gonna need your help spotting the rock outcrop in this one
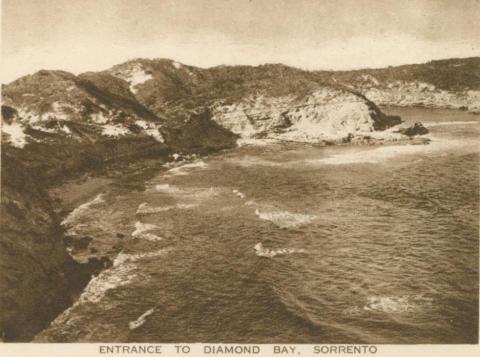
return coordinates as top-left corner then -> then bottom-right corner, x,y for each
396,122 -> 429,137
210,88 -> 401,142
361,82 -> 480,113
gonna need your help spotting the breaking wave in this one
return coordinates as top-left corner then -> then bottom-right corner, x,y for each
136,202 -> 198,215
314,137 -> 477,165
155,184 -> 183,193
232,189 -> 246,199
254,243 -> 306,258
424,121 -> 478,127
165,160 -> 208,176
129,307 -> 156,330
363,295 -> 434,314
131,221 -> 162,241
72,249 -> 170,307
255,208 -> 316,228
230,156 -> 282,168
154,184 -> 219,201
61,194 -> 105,227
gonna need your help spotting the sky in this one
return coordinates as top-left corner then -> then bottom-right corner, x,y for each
2,0 -> 479,83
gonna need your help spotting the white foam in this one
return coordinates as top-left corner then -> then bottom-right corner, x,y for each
154,183 -> 219,201
131,221 -> 162,241
155,184 -> 183,193
136,202 -> 197,214
232,189 -> 246,199
254,242 -> 306,258
136,203 -> 172,214
78,257 -> 137,304
314,137 -> 477,165
255,209 -> 316,228
43,250 -> 170,331
424,121 -> 478,127
2,121 -> 28,148
61,194 -> 105,227
189,187 -> 219,200
80,271 -> 136,304
177,203 -> 198,209
76,249 -> 169,305
113,250 -> 171,267
231,157 -> 282,168
129,307 -> 155,330
363,295 -> 433,314
166,160 -> 208,176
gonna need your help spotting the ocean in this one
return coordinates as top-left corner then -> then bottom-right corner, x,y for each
40,107 -> 479,343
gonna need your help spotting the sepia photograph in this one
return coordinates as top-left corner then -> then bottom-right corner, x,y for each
0,0 -> 479,354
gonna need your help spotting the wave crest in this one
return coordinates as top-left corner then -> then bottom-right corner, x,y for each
61,194 -> 105,227
129,307 -> 156,330
131,221 -> 162,241
424,120 -> 478,127
165,160 -> 208,176
363,295 -> 434,314
254,242 -> 306,258
255,208 -> 316,228
136,202 -> 198,215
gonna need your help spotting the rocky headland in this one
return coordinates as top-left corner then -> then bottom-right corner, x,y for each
318,57 -> 480,113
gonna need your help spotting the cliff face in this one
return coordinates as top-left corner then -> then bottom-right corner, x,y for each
361,82 -> 480,113
0,149 -> 93,341
210,88 -> 401,142
319,57 -> 480,113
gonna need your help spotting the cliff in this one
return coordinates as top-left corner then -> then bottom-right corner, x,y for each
0,149 -> 95,341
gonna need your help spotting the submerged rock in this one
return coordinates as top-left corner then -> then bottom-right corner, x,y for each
396,122 -> 429,137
